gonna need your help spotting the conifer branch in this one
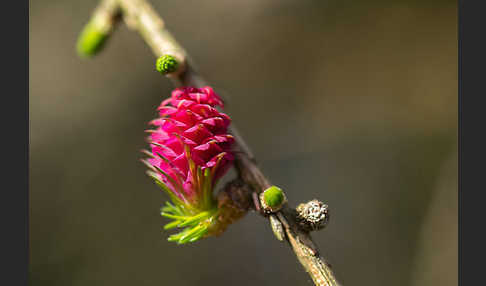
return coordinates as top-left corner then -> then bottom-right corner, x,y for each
80,1 -> 341,285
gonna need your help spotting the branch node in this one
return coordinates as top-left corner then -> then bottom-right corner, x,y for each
269,214 -> 286,242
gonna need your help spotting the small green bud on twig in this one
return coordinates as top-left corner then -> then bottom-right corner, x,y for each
76,0 -> 120,58
156,55 -> 179,75
77,22 -> 110,58
260,186 -> 287,213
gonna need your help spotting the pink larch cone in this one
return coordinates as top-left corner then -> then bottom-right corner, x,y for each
142,86 -> 237,244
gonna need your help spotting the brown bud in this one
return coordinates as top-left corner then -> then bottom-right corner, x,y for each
296,200 -> 329,232
211,179 -> 253,236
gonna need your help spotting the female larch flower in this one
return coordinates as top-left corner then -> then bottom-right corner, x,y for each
142,86 -> 236,244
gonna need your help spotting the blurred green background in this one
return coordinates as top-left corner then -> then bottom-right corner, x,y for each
29,0 -> 457,285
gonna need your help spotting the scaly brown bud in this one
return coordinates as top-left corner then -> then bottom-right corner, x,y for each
296,200 -> 329,232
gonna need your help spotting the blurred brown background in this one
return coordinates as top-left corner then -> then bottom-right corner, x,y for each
29,0 -> 457,285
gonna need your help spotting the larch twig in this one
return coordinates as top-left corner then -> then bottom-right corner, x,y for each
82,1 -> 342,285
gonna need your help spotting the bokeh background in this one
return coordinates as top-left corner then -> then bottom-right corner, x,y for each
29,0 -> 457,285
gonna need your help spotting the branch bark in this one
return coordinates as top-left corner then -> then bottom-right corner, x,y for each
87,1 -> 342,285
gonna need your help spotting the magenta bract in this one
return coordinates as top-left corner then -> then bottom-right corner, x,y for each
147,86 -> 234,202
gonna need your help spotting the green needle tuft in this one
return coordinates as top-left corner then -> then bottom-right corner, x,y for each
156,55 -> 179,74
161,200 -> 218,244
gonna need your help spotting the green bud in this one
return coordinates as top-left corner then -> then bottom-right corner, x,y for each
260,186 -> 287,213
76,22 -> 109,58
156,55 -> 179,74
